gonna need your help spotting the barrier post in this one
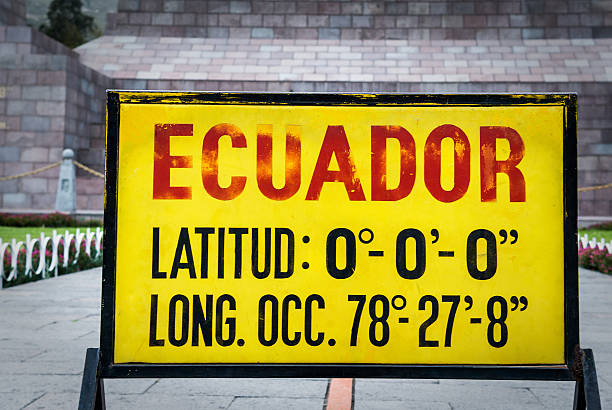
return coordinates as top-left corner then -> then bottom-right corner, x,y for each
55,148 -> 76,214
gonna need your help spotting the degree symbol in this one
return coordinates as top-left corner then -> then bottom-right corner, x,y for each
359,228 -> 374,244
392,295 -> 407,310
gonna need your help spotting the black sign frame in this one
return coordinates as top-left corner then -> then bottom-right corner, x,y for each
102,91 -> 578,381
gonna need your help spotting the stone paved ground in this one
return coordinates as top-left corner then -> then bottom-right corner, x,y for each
1,267 -> 611,409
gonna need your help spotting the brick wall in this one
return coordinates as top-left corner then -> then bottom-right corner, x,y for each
0,0 -> 26,25
29,28 -> 76,56
0,26 -> 74,59
3,1 -> 612,215
66,59 -> 111,211
106,0 -> 612,40
65,57 -> 110,176
0,51 -> 66,209
76,176 -> 104,210
0,26 -> 110,211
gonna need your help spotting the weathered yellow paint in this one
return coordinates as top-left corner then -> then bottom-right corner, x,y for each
112,94 -> 566,365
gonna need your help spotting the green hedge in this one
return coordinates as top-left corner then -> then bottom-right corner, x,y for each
0,213 -> 102,228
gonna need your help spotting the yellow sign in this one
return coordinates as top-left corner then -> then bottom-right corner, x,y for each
107,92 -> 574,366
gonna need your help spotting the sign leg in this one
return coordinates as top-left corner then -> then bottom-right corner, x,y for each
78,348 -> 106,410
573,348 -> 601,410
573,379 -> 586,410
582,349 -> 601,410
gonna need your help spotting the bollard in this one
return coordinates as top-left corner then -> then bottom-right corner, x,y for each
55,149 -> 77,214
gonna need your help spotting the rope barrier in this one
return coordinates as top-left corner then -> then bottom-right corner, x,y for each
0,159 -> 104,182
73,161 -> 104,179
0,161 -> 61,182
578,183 -> 612,192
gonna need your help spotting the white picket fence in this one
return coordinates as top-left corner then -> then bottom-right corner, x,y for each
0,227 -> 103,288
579,233 -> 612,253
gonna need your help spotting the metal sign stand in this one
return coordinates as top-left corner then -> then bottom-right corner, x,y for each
78,348 -> 105,410
77,346 -> 601,410
84,92 -> 598,409
573,349 -> 601,410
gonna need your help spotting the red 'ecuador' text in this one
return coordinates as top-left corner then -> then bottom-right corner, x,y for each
152,123 -> 525,203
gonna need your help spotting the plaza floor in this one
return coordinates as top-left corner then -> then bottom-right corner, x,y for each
1,267 -> 611,409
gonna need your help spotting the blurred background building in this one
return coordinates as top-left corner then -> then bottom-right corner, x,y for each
1,0 -> 612,218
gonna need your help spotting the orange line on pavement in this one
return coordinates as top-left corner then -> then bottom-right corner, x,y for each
326,378 -> 353,410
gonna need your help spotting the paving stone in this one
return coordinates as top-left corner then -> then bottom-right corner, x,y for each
148,378 -> 328,398
0,392 -> 46,410
355,401 -> 449,410
105,393 -> 234,409
0,374 -> 82,395
356,380 -> 541,404
228,397 -> 324,409
20,392 -> 77,409
104,379 -> 160,395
